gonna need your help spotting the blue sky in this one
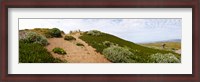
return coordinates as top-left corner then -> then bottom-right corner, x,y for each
19,18 -> 181,43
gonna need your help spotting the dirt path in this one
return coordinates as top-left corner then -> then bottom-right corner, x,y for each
45,33 -> 110,63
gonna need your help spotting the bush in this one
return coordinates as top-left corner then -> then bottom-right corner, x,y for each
30,28 -> 52,38
64,35 -> 76,41
149,53 -> 180,63
19,31 -> 48,46
52,48 -> 67,55
19,41 -> 63,63
76,43 -> 84,46
102,46 -> 136,63
49,28 -> 62,37
86,30 -> 102,36
103,41 -> 118,47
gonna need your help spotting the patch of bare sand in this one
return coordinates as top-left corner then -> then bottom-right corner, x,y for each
45,33 -> 110,63
175,49 -> 181,54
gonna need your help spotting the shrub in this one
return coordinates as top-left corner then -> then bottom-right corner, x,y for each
79,31 -> 181,63
102,41 -> 118,47
19,41 -> 63,63
49,28 -> 62,37
61,31 -> 65,35
86,30 -> 102,36
149,53 -> 180,63
76,43 -> 84,46
52,47 -> 67,55
30,28 -> 52,38
19,31 -> 48,46
102,46 -> 136,63
44,31 -> 53,38
64,35 -> 76,41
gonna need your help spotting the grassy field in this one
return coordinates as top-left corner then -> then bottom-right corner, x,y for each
79,31 -> 181,63
140,42 -> 181,51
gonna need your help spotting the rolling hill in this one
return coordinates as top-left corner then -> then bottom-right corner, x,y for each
79,30 -> 181,63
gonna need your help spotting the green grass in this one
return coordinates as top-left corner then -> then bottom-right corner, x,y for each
79,32 -> 181,63
19,41 -> 63,63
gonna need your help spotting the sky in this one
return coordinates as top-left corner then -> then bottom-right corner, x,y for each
19,18 -> 181,43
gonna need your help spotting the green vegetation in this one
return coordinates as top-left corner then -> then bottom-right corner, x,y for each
48,28 -> 62,37
52,47 -> 67,55
19,30 -> 64,63
86,30 -> 102,36
64,35 -> 76,41
19,31 -> 48,46
19,28 -> 181,63
141,42 -> 181,51
103,41 -> 118,47
20,28 -> 63,38
19,41 -> 62,63
79,30 -> 181,63
26,28 -> 52,38
76,43 -> 84,46
103,46 -> 136,63
149,53 -> 180,63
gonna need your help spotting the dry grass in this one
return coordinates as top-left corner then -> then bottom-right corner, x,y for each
140,42 -> 181,51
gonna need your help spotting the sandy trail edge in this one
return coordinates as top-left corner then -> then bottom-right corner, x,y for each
175,49 -> 181,54
45,33 -> 110,63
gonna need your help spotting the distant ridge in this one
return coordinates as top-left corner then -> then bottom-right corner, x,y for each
138,39 -> 181,44
79,30 -> 181,63
157,39 -> 181,42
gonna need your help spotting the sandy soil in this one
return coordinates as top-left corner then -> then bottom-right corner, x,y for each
45,33 -> 110,63
175,49 -> 181,54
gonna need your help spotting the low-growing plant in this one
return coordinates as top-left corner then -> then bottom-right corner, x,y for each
52,47 -> 67,55
86,30 -> 102,36
31,28 -> 52,38
102,46 -> 136,63
103,41 -> 118,47
49,28 -> 62,37
76,43 -> 84,46
19,41 -> 63,63
149,53 -> 180,63
64,35 -> 76,41
19,31 -> 48,46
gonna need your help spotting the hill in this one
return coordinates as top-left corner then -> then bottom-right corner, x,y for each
19,28 -> 110,63
140,42 -> 181,52
19,28 -> 181,63
79,30 -> 181,63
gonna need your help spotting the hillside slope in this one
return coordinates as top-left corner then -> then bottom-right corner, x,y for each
45,33 -> 110,63
140,42 -> 181,54
19,28 -> 181,63
79,30 -> 181,63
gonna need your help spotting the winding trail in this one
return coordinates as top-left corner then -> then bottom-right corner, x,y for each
45,33 -> 110,63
